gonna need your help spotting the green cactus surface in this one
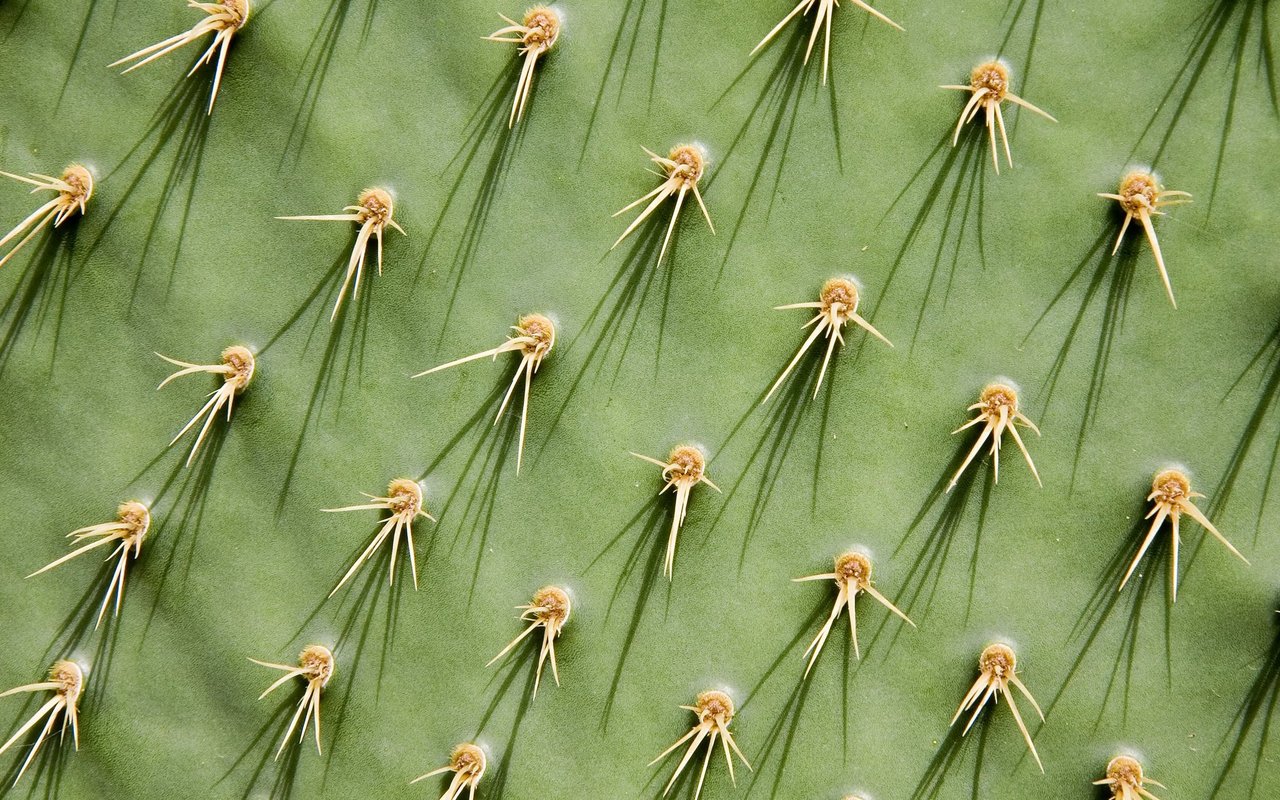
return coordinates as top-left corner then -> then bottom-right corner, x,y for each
0,1 -> 1277,798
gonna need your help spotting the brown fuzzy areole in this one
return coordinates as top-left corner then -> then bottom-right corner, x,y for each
386,478 -> 424,517
521,7 -> 560,52
0,163 -> 96,270
631,444 -> 719,580
969,61 -> 1009,102
978,382 -> 1018,414
299,645 -> 335,687
694,690 -> 734,725
1150,469 -> 1191,505
942,59 -> 1055,174
155,344 -> 258,467
486,584 -> 572,696
1098,170 -> 1191,307
450,742 -> 485,773
357,188 -> 394,225
59,165 -> 94,207
323,478 -> 435,596
1108,755 -> 1144,786
1120,465 -> 1249,602
668,145 -> 706,185
49,660 -> 84,701
611,143 -> 715,267
951,642 -> 1044,771
27,502 -> 153,628
414,313 -> 556,474
978,642 -> 1016,678
1117,172 -> 1160,216
819,278 -> 859,317
110,0 -> 251,113
117,501 -> 151,540
224,0 -> 250,28
516,314 -> 556,357
764,276 -> 892,405
486,6 -> 560,127
794,550 -> 914,672
221,346 -> 256,392
1096,754 -> 1166,799
947,381 -> 1042,491
0,659 -> 87,783
665,445 -> 707,485
277,186 -> 406,320
411,741 -> 487,795
250,644 -> 334,759
531,585 -> 571,625
834,551 -> 871,585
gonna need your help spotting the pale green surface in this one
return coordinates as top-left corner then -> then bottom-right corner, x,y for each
0,1 -> 1277,798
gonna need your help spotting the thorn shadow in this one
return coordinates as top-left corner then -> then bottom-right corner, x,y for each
260,249 -> 378,518
535,217 -> 668,455
713,22 -> 844,281
0,716 -> 72,799
578,0 -> 670,163
0,222 -> 81,379
283,537 -> 406,791
871,124 -> 990,350
414,59 -> 527,339
907,713 -> 994,800
0,0 -> 37,39
87,57 -> 215,306
996,0 -> 1050,140
1046,501 -> 1173,729
737,603 -> 833,798
1130,0 -> 1278,218
289,519 -> 411,698
279,0 -> 382,168
54,0 -> 110,112
215,688 -> 307,800
585,493 -> 671,731
1022,223 -> 1141,492
882,439 -> 995,637
414,374 -> 521,609
1211,607 -> 1280,799
471,646 -> 540,799
1209,315 -> 1280,543
741,602 -> 830,714
127,417 -> 232,642
708,341 -> 840,573
0,657 -> 79,798
36,559 -> 130,724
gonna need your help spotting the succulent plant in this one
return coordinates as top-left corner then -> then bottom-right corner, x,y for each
0,1 -> 1277,798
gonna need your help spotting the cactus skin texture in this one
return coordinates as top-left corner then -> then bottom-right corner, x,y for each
0,1 -> 1277,798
